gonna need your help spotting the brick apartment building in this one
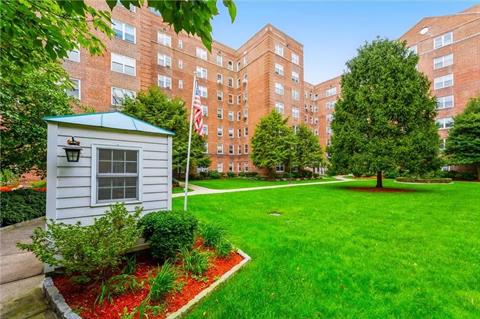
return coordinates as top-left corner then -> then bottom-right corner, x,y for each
312,5 -> 480,151
64,2 -> 479,173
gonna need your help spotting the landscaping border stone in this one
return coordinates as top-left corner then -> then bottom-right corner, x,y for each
42,249 -> 251,319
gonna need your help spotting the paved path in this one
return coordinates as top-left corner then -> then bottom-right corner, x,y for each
174,176 -> 354,198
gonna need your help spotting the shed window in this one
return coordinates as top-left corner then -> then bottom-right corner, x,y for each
96,148 -> 139,202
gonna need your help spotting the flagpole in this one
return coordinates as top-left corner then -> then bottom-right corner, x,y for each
184,72 -> 197,211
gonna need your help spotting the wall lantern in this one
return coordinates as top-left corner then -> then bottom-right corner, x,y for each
64,137 -> 82,162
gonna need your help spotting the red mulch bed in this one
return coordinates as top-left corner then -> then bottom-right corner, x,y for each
347,186 -> 416,193
52,247 -> 244,319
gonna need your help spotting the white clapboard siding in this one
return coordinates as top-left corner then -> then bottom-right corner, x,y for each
49,123 -> 172,225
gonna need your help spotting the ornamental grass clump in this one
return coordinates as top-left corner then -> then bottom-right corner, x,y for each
18,203 -> 142,283
199,223 -> 234,258
180,248 -> 211,278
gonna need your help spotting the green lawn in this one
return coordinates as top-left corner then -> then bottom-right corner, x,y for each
190,177 -> 336,189
173,180 -> 480,318
172,187 -> 190,194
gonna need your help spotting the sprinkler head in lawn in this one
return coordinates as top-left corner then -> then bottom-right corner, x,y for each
268,211 -> 282,217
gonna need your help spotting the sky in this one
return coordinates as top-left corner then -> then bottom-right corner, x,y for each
211,1 -> 477,84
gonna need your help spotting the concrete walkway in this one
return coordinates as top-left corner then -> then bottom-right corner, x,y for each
174,176 -> 353,198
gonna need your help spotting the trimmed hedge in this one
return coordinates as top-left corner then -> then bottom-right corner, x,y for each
1,189 -> 46,227
396,177 -> 452,184
139,210 -> 198,261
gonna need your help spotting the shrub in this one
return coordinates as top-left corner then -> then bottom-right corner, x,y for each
199,224 -> 234,258
139,210 -> 198,261
395,177 -> 452,184
180,248 -> 210,277
0,169 -> 19,186
1,189 -> 46,227
226,171 -> 236,178
18,203 -> 142,282
215,240 -> 233,258
208,170 -> 221,179
149,262 -> 176,302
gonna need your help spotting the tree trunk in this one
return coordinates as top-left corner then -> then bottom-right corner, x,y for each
376,171 -> 383,188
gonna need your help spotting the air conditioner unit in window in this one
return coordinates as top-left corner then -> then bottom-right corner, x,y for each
217,79 -> 223,84
242,79 -> 248,84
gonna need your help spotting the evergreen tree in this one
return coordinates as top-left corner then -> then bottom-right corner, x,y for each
330,39 -> 440,188
251,111 -> 296,176
122,87 -> 210,175
294,124 -> 324,172
445,96 -> 480,180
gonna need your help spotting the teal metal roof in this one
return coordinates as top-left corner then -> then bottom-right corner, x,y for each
43,112 -> 174,136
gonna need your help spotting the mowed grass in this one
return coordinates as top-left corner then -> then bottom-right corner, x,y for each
173,180 -> 480,318
189,176 -> 336,190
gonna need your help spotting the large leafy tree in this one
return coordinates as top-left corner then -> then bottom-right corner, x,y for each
251,111 -> 296,176
1,0 -> 236,81
122,87 -> 210,175
0,64 -> 74,175
445,97 -> 480,180
293,124 -> 325,172
330,39 -> 440,188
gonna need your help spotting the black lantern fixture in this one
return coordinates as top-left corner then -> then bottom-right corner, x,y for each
64,137 -> 82,162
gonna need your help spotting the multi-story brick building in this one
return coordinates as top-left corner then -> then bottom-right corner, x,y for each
64,2 -> 479,173
313,5 -> 480,153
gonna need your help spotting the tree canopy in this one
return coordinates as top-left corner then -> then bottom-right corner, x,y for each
445,96 -> 480,180
329,38 -> 440,187
293,124 -> 325,171
0,64 -> 74,176
250,111 -> 296,176
121,87 -> 210,174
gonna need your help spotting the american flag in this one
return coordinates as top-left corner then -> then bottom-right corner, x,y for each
192,81 -> 204,136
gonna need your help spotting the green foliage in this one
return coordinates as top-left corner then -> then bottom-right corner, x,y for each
293,124 -> 325,170
122,87 -> 210,174
149,262 -> 177,302
180,248 -> 211,277
330,39 -> 440,186
30,180 -> 47,189
200,224 -> 233,258
251,111 -> 296,175
0,189 -> 46,227
1,0 -> 236,83
0,64 -> 74,176
215,240 -> 234,258
96,274 -> 142,305
0,169 -> 19,186
139,210 -> 198,261
17,204 -> 142,282
445,96 -> 480,180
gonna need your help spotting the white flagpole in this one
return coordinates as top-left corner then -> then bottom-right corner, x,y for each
184,73 -> 197,211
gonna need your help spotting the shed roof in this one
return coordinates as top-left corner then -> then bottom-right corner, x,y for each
44,112 -> 175,136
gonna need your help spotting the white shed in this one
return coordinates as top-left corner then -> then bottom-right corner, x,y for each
44,112 -> 174,225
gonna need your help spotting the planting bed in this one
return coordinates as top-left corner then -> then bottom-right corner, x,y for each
49,247 -> 248,319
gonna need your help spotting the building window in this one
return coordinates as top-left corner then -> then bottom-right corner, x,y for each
436,117 -> 454,129
198,85 -> 208,98
66,78 -> 81,100
204,142 -> 208,154
217,144 -> 224,155
96,148 -> 139,203
433,54 -> 453,70
292,89 -> 300,101
408,45 -> 418,54
227,77 -> 234,87
244,162 -> 249,172
292,107 -> 300,119
111,53 -> 136,76
217,91 -> 223,101
437,95 -> 454,110
275,44 -> 284,57
178,80 -> 183,89
111,87 -> 135,106
217,73 -> 223,84
228,128 -> 234,138
216,55 -> 223,66
178,39 -> 183,49
227,60 -> 233,71
275,63 -> 284,76
228,111 -> 234,121
434,74 -> 453,90
217,162 -> 224,172
440,138 -> 447,150
237,95 -> 242,105
228,94 -> 234,104
238,145 -> 242,155
217,127 -> 223,137
237,111 -> 242,121
237,128 -> 241,138
326,101 -> 336,109
157,53 -> 172,67
244,144 -> 249,154
434,32 -> 453,49
217,108 -> 223,119
291,71 -> 299,83
196,66 -> 208,79
157,75 -> 172,89
325,87 -> 337,97
237,61 -> 241,71
244,127 -> 248,136
112,19 -> 136,44
228,144 -> 234,155
275,102 -> 284,114
157,32 -> 172,47
178,59 -> 183,69
327,114 -> 333,122
275,83 -> 284,95
196,47 -> 207,60
202,125 -> 208,136
315,129 -> 319,136
275,164 -> 285,173
66,49 -> 80,62
291,53 -> 299,65
201,105 -> 208,117
243,109 -> 248,119
228,162 -> 234,172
